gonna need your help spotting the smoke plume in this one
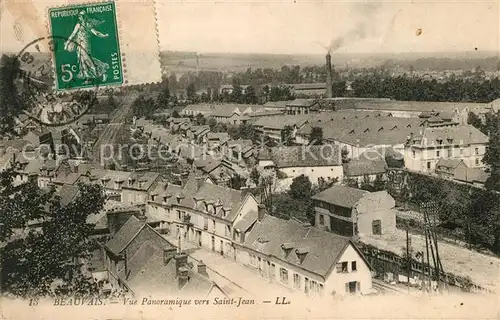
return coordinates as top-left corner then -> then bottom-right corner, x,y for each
329,2 -> 382,53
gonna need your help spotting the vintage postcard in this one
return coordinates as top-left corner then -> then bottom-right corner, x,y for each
0,0 -> 499,319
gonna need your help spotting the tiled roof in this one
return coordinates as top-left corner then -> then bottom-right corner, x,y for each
286,99 -> 318,107
105,216 -> 145,255
243,215 -> 352,278
409,125 -> 488,147
312,185 -> 368,209
124,172 -> 160,191
179,179 -> 247,221
343,151 -> 387,177
125,244 -> 215,296
263,101 -> 290,108
58,184 -> 80,206
436,158 -> 465,170
268,145 -> 341,168
0,139 -> 33,151
233,210 -> 258,232
350,100 -> 486,113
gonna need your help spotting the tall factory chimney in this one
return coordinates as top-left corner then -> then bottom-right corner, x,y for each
325,53 -> 333,98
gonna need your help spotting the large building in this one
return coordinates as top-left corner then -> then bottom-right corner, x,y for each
236,214 -> 373,297
312,185 -> 397,237
404,125 -> 489,173
257,145 -> 343,189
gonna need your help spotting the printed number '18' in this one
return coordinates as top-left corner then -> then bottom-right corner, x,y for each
61,64 -> 77,82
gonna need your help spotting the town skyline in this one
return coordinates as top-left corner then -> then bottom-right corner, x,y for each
0,1 -> 498,55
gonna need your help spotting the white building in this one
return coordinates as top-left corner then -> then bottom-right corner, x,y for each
257,145 -> 343,190
236,214 -> 373,297
404,125 -> 489,173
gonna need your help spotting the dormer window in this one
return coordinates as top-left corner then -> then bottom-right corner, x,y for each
295,248 -> 309,264
128,178 -> 136,186
281,243 -> 294,257
151,194 -> 157,202
447,138 -> 453,144
437,139 -> 443,145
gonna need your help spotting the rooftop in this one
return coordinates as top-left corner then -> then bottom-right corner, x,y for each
267,145 -> 341,168
244,215 -> 354,278
312,185 -> 369,209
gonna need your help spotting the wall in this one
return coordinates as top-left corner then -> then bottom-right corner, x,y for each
278,165 -> 343,190
405,142 -> 487,174
354,192 -> 396,236
323,244 -> 372,296
122,188 -> 148,204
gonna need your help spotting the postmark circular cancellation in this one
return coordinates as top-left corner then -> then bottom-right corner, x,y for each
13,2 -> 124,127
14,36 -> 99,127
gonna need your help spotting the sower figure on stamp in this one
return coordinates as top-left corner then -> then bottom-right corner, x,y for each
64,10 -> 109,84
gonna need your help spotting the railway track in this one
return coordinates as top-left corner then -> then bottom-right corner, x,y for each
91,100 -> 132,165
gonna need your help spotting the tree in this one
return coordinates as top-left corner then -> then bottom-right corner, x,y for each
195,113 -> 206,126
467,111 -> 483,133
309,127 -> 323,145
229,174 -> 246,190
187,83 -> 197,101
0,168 -> 106,298
156,86 -> 170,109
0,55 -> 21,135
230,79 -> 243,103
171,110 -> 180,118
250,167 -> 260,186
281,125 -> 294,146
239,122 -> 255,140
483,112 -> 500,191
208,118 -> 217,130
289,175 -> 312,200
341,146 -> 350,163
372,174 -> 387,191
244,85 -> 258,104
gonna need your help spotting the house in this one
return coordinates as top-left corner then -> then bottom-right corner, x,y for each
404,125 -> 489,173
435,159 -> 467,179
285,99 -> 319,115
236,214 -> 373,297
187,125 -> 210,144
121,171 -> 162,204
262,101 -> 289,112
312,185 -> 396,237
103,215 -> 225,297
343,149 -> 388,183
288,83 -> 327,98
146,174 -> 260,258
257,145 -> 343,189
295,113 -> 426,159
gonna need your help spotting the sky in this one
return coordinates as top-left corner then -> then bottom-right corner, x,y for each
1,0 -> 499,55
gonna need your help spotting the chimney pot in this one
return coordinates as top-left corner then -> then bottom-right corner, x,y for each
163,247 -> 176,265
174,252 -> 188,275
136,213 -> 147,223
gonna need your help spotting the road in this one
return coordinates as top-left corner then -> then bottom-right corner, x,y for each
91,99 -> 133,166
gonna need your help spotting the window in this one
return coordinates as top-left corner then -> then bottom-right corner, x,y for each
475,147 -> 479,155
177,210 -> 182,220
412,150 -> 415,158
336,262 -> 348,273
346,281 -> 360,294
372,220 -> 382,235
447,149 -> 452,158
460,148 -> 464,155
293,273 -> 301,289
280,268 -> 288,284
319,214 -> 324,226
436,150 -> 440,157
304,277 -> 309,294
427,162 -> 431,170
351,261 -> 357,272
475,158 -> 479,165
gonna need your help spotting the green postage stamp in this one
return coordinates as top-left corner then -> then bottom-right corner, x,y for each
48,2 -> 123,90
